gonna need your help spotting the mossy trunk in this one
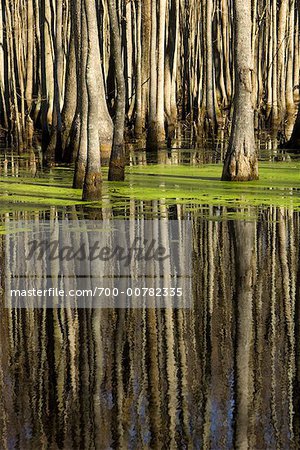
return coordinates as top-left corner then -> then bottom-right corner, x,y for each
221,0 -> 258,181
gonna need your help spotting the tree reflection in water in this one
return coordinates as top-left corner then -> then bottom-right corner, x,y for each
0,204 -> 299,449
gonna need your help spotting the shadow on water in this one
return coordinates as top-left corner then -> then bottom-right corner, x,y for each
0,135 -> 300,448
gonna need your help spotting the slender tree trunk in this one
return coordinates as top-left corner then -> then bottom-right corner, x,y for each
61,29 -> 77,160
277,0 -> 287,122
25,0 -> 34,112
156,0 -> 167,143
82,0 -> 102,201
94,6 -> 113,158
44,0 -> 64,166
134,0 -> 143,138
164,0 -> 179,142
141,0 -> 151,133
221,0 -> 259,181
73,0 -> 88,189
147,0 -> 157,149
205,0 -> 217,133
285,1 -> 296,138
108,0 -> 126,181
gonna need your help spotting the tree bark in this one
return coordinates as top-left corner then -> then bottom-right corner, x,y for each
61,30 -> 77,160
82,0 -> 102,201
73,0 -> 88,189
108,0 -> 126,181
156,0 -> 167,144
147,0 -> 158,150
221,0 -> 259,181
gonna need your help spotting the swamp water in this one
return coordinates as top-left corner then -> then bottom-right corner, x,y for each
0,147 -> 300,449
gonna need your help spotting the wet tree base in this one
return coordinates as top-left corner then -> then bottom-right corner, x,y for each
108,161 -> 125,181
222,152 -> 259,181
82,172 -> 102,201
108,145 -> 125,181
73,162 -> 86,189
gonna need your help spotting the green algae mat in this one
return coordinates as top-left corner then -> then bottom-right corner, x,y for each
0,162 -> 299,213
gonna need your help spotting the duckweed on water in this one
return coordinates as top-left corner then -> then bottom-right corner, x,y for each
0,162 -> 299,213
110,162 -> 300,210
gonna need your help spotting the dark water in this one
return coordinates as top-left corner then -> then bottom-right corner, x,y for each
0,144 -> 300,449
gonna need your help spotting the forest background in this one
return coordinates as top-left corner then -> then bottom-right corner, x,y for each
0,0 -> 299,196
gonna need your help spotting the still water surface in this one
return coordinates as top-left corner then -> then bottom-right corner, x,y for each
0,147 -> 299,449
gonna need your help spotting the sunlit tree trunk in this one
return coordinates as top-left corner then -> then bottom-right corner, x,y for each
60,30 -> 77,160
108,0 -> 126,181
277,0 -> 287,123
141,0 -> 151,136
82,0 -> 102,201
164,0 -> 179,143
25,0 -> 34,112
73,0 -> 89,189
204,0 -> 217,133
221,0 -> 259,181
134,0 -> 143,138
147,0 -> 158,149
156,0 -> 167,144
285,1 -> 296,138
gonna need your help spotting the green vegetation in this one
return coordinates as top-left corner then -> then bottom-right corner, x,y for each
0,162 -> 299,214
116,162 -> 300,208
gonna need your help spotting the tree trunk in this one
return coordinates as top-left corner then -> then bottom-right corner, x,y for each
221,0 -> 258,181
141,0 -> 151,135
164,0 -> 179,142
147,0 -> 158,150
156,0 -> 167,144
61,30 -> 77,160
134,0 -> 143,138
205,0 -> 217,133
73,0 -> 88,189
82,0 -> 102,201
108,0 -> 126,181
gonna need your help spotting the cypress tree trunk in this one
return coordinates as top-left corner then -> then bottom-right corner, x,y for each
141,0 -> 151,135
221,0 -> 259,181
73,0 -> 88,189
156,0 -> 167,144
82,0 -> 102,201
60,30 -> 77,160
147,0 -> 158,150
108,0 -> 126,181
205,0 -> 217,133
134,0 -> 143,138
